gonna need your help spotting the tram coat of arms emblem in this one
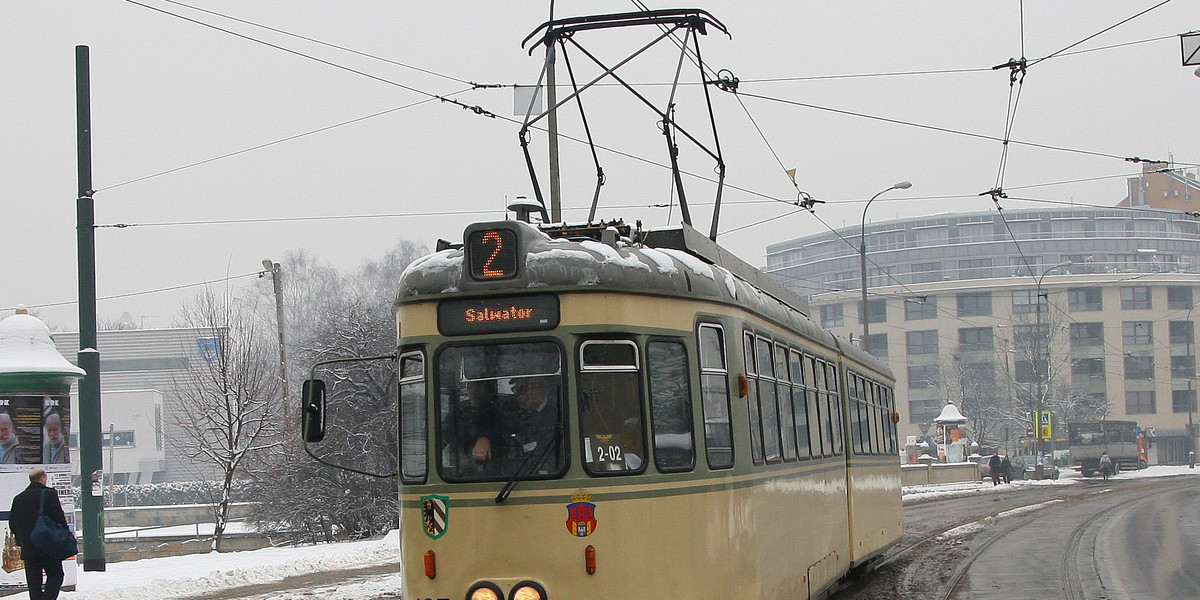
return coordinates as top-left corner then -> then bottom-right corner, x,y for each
421,495 -> 449,539
565,490 -> 597,537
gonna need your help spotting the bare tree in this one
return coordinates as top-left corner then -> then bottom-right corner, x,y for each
936,348 -> 1008,449
169,287 -> 282,551
244,241 -> 426,542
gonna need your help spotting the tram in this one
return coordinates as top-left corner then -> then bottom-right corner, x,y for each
304,217 -> 901,600
301,9 -> 902,599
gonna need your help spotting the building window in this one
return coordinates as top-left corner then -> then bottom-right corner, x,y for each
905,297 -> 937,320
866,334 -> 888,358
1070,322 -> 1104,348
1125,390 -> 1156,414
1168,286 -> 1193,310
1121,286 -> 1152,310
1122,321 -> 1153,346
1014,359 -> 1034,384
958,327 -> 993,351
1170,321 -> 1194,346
907,365 -> 940,388
1071,358 -> 1105,384
958,258 -> 993,279
859,299 -> 887,324
820,304 -> 843,328
1068,288 -> 1102,311
957,292 -> 992,317
909,398 -> 941,424
1124,355 -> 1154,380
1013,324 -> 1049,349
911,262 -> 943,283
906,330 -> 939,355
1012,290 -> 1047,314
1172,355 -> 1195,379
1172,389 -> 1197,413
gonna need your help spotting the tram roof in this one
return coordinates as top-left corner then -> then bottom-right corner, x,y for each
397,220 -> 887,372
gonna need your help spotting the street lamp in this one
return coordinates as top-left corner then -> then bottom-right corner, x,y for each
859,180 -> 912,354
1032,261 -> 1069,477
260,259 -> 289,406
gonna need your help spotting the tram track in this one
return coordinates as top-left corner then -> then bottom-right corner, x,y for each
930,481 -> 1195,600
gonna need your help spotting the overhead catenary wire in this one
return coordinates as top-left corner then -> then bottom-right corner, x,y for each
113,0 -> 1197,247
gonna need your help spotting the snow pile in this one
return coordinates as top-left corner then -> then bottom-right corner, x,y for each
63,531 -> 399,600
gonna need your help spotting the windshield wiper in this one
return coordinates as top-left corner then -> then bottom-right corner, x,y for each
495,423 -> 563,503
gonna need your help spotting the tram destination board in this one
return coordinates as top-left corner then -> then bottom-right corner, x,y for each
438,294 -> 559,336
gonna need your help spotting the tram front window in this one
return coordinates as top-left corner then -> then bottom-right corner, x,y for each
438,342 -> 566,482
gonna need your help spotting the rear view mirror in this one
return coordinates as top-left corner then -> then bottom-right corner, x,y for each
302,379 -> 327,443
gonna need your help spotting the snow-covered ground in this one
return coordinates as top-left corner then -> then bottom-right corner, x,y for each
55,466 -> 1199,600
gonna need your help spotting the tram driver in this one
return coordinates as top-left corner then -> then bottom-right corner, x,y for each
472,375 -> 560,462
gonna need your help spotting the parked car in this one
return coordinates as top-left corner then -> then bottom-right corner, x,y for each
1011,455 -> 1059,480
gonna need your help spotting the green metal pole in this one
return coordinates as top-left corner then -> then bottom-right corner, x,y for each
76,44 -> 105,572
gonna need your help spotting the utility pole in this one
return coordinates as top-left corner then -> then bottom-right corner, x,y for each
75,44 -> 105,572
261,260 -> 289,406
1033,262 -> 1068,479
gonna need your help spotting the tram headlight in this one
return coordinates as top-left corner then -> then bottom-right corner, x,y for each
510,581 -> 547,600
468,582 -> 503,600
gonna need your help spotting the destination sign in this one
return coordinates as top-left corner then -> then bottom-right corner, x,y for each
438,294 -> 559,336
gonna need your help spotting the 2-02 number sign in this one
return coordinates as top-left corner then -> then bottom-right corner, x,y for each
467,228 -> 518,280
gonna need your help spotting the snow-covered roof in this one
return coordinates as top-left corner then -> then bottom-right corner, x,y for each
0,310 -> 86,377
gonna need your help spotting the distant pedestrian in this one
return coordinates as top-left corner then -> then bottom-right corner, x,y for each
988,453 -> 1001,486
8,468 -> 67,600
1000,455 -> 1012,484
1099,452 -> 1114,481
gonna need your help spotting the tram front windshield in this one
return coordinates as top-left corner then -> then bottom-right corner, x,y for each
438,341 -> 566,482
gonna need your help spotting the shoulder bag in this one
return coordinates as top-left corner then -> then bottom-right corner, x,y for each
29,489 -> 77,561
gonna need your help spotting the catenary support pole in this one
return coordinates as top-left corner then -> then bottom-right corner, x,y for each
76,45 -> 106,572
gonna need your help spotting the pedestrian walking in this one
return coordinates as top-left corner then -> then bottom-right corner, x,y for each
8,468 -> 67,600
1000,455 -> 1012,484
988,453 -> 1001,486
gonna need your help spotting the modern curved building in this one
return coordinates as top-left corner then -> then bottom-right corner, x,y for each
765,176 -> 1200,465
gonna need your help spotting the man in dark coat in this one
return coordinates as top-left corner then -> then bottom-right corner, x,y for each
8,468 -> 67,600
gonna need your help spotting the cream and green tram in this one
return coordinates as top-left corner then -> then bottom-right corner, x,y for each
379,219 -> 900,600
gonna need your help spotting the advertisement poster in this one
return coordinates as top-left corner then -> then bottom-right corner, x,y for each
0,396 -> 71,474
0,396 -> 79,591
0,472 -> 77,591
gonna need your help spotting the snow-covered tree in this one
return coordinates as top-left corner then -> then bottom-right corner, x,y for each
169,287 -> 282,551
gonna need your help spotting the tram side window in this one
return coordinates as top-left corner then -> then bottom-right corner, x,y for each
755,336 -> 782,463
579,340 -> 647,474
847,374 -> 861,453
885,387 -> 899,454
803,356 -> 824,457
775,343 -> 797,461
878,381 -> 888,451
789,351 -> 812,459
743,333 -> 765,464
825,362 -> 843,455
698,324 -> 734,469
648,341 -> 695,472
400,351 -> 426,484
815,360 -> 834,456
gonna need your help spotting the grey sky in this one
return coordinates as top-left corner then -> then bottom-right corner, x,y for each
3,1 -> 1197,332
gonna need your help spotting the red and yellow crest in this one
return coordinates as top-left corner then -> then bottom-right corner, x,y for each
565,489 -> 597,537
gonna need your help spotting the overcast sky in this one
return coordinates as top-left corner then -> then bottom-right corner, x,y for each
3,1 -> 1197,332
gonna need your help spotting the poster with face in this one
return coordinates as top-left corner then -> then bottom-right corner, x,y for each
0,396 -> 70,472
42,398 -> 70,470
